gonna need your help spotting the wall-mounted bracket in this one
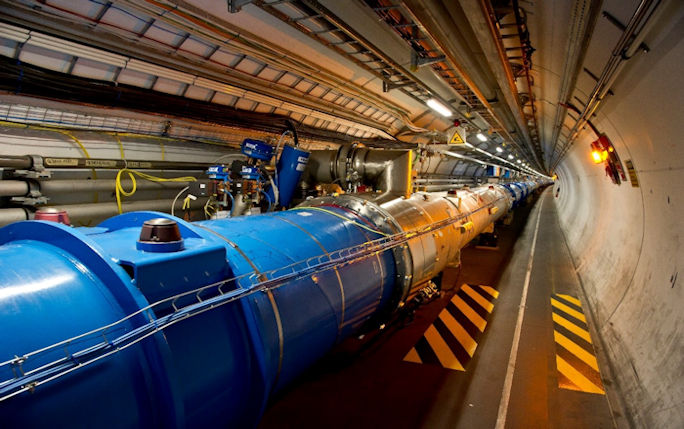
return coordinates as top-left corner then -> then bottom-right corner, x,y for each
382,80 -> 414,93
227,0 -> 254,13
410,51 -> 445,71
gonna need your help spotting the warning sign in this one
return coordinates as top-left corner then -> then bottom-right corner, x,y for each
449,128 -> 466,145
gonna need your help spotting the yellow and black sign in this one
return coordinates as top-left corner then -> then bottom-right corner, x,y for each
404,284 -> 498,371
449,129 -> 466,145
551,293 -> 605,394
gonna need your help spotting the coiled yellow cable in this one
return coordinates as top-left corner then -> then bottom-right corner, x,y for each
115,168 -> 196,214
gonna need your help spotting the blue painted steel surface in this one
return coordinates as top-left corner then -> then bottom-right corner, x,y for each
241,139 -> 274,161
0,220 -> 185,427
0,207 -> 393,427
206,164 -> 230,182
502,183 -> 524,207
240,165 -> 261,180
0,181 -> 541,426
269,145 -> 310,207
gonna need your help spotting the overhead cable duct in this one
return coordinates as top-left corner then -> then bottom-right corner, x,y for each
384,0 -> 534,163
546,0 -> 603,166
551,0 -> 664,169
0,57 -> 396,145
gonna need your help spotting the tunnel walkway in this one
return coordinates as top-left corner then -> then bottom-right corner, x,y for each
425,188 -> 616,428
259,189 -> 617,429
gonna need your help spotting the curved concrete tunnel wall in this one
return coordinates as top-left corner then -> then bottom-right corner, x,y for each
554,16 -> 683,428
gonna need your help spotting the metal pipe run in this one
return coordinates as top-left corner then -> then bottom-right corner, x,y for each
306,145 -> 413,202
0,208 -> 30,224
42,180 -> 192,194
0,198 -> 208,227
0,181 -> 30,197
0,179 -> 192,197
40,156 -> 211,170
0,181 -> 545,427
0,155 -> 32,169
419,184 -> 470,192
46,198 -> 209,222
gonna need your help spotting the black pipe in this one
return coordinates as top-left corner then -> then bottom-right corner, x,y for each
285,119 -> 299,147
39,157 -> 210,170
0,155 -> 32,169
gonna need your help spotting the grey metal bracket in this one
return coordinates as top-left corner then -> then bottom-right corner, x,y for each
227,0 -> 254,13
11,179 -> 48,205
410,51 -> 445,70
12,196 -> 49,206
13,155 -> 51,179
382,80 -> 414,93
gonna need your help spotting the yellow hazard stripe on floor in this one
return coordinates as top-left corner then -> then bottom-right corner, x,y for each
462,284 -> 494,313
552,313 -> 592,344
425,325 -> 464,371
404,348 -> 421,364
554,331 -> 599,371
551,298 -> 586,323
439,310 -> 477,357
556,355 -> 605,394
403,284 -> 498,371
557,293 -> 581,307
551,293 -> 605,394
479,285 -> 499,299
452,294 -> 487,332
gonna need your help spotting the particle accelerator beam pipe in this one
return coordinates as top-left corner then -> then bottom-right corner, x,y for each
0,181 -> 539,427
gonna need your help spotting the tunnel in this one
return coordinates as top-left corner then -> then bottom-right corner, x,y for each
0,1 -> 682,428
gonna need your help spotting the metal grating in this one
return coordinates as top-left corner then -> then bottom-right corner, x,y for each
254,0 -> 433,105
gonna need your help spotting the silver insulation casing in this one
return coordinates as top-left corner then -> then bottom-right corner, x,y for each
300,184 -> 514,312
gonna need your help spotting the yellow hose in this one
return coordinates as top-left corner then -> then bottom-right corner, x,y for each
113,134 -> 126,159
115,168 -> 196,214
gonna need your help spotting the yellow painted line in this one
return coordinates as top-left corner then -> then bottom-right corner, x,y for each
557,294 -> 582,307
424,325 -> 464,371
404,347 -> 422,364
439,310 -> 477,357
462,284 -> 494,313
551,298 -> 587,323
553,313 -> 592,344
554,331 -> 599,371
479,285 -> 500,299
451,294 -> 487,332
556,355 -> 605,394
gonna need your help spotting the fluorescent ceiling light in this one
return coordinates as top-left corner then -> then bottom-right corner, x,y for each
508,154 -> 514,160
476,133 -> 487,142
495,146 -> 503,153
426,99 -> 453,117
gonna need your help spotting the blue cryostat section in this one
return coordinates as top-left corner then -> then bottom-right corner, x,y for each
0,207 -> 393,427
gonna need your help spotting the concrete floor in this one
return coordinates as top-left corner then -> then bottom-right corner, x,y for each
259,189 -> 617,429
